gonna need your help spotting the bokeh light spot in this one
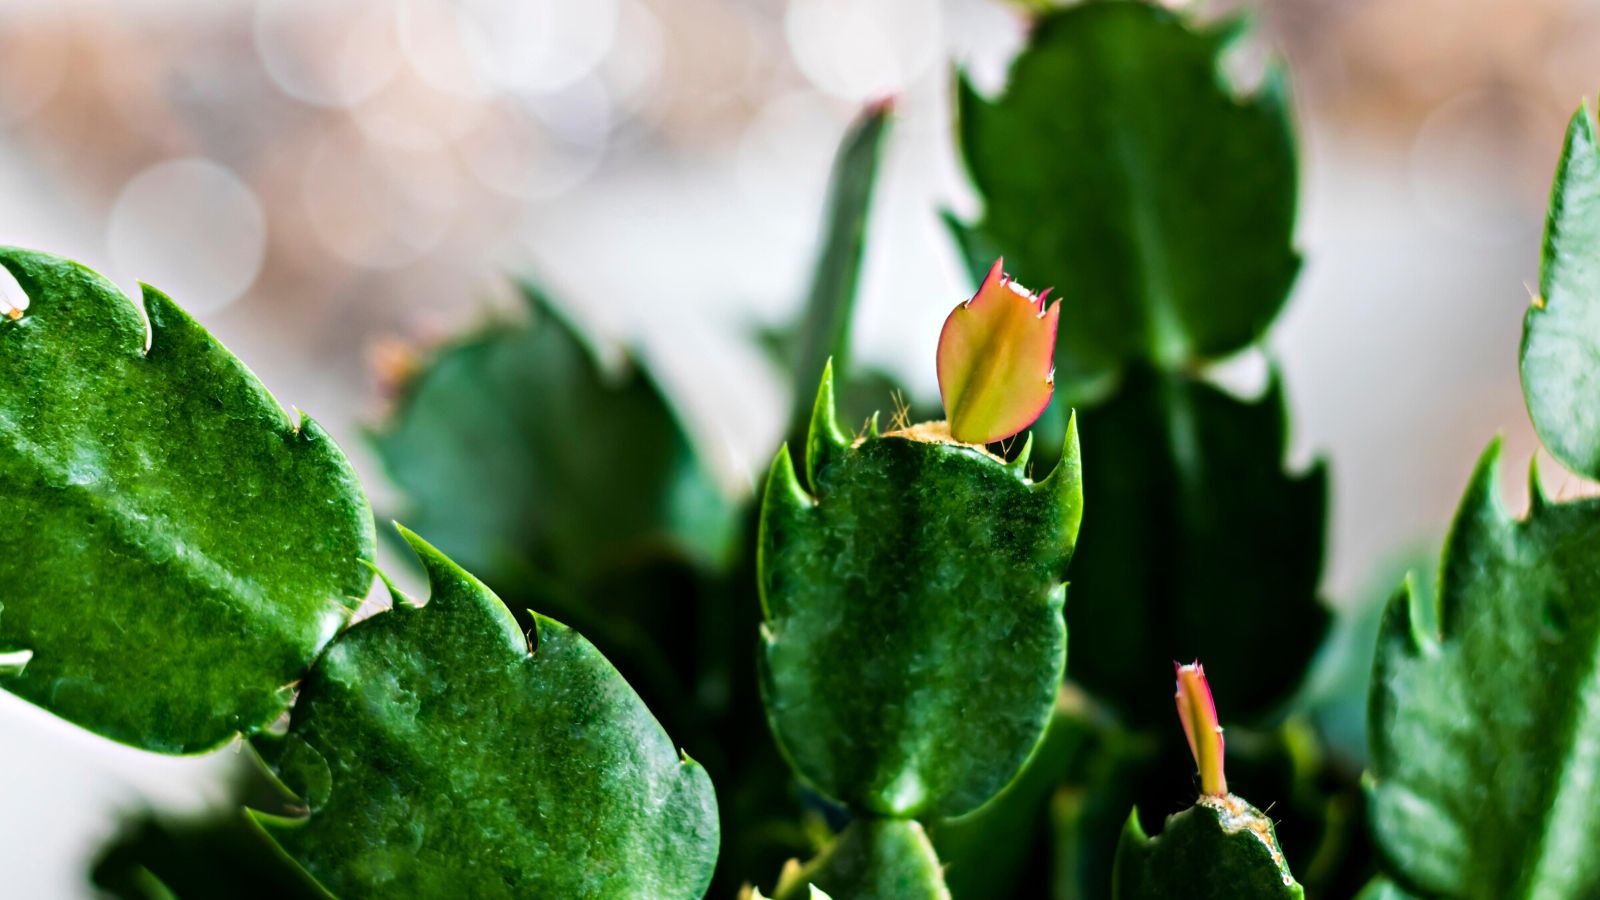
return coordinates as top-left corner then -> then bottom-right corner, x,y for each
785,0 -> 942,102
255,0 -> 403,109
107,158 -> 267,314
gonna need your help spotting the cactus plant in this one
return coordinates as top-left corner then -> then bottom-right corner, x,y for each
11,1 -> 1600,898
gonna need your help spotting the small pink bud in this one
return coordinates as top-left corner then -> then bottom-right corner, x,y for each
936,258 -> 1059,445
1175,661 -> 1227,797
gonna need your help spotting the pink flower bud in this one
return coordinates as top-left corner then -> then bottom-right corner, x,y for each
936,258 -> 1059,444
1175,661 -> 1228,797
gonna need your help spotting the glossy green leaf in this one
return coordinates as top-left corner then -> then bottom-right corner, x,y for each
371,280 -> 734,587
771,820 -> 949,900
957,0 -> 1298,378
1114,797 -> 1303,900
256,527 -> 719,899
758,364 -> 1081,818
1521,103 -> 1600,480
784,100 -> 894,442
0,247 -> 374,753
1067,365 -> 1327,725
1368,442 -> 1600,898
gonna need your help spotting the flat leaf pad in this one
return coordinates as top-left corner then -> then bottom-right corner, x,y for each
758,367 -> 1080,817
0,248 -> 373,752
259,528 -> 719,899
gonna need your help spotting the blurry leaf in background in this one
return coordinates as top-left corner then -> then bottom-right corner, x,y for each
1067,365 -> 1328,727
934,4 -> 1342,896
760,100 -> 928,442
0,247 -> 374,754
957,0 -> 1299,386
371,277 -> 735,590
256,528 -> 719,898
368,276 -> 734,747
1368,443 -> 1600,898
1294,549 -> 1436,771
784,99 -> 892,439
92,763 -> 326,900
1522,104 -> 1600,480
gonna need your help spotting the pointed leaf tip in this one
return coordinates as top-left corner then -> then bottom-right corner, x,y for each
805,360 -> 847,490
937,258 -> 1059,444
1175,661 -> 1227,796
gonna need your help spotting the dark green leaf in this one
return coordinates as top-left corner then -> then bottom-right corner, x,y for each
371,281 -> 734,587
256,527 -> 719,899
1521,104 -> 1600,480
771,820 -> 949,900
758,364 -> 1081,818
1114,796 -> 1303,899
932,698 -> 1097,899
0,247 -> 374,753
957,0 -> 1299,378
1067,366 -> 1327,725
93,811 -> 326,900
785,101 -> 893,442
1367,441 -> 1600,897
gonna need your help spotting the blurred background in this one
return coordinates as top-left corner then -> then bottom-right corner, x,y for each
0,0 -> 1595,894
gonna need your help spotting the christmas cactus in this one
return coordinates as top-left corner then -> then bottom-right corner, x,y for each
6,1 -> 1600,898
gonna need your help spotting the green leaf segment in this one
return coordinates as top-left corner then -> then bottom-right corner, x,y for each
1522,102 -> 1600,481
760,363 -> 1081,819
1072,367 -> 1328,725
756,356 -> 1079,896
0,248 -> 721,893
1366,102 -> 1600,898
1115,662 -> 1302,899
0,247 -> 375,753
256,527 -> 719,899
1368,449 -> 1600,898
372,278 -> 733,590
1114,798 -> 1302,900
957,0 -> 1298,382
